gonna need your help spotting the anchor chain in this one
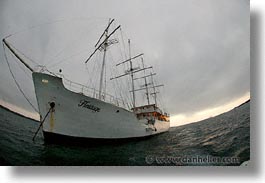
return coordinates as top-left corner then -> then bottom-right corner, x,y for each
32,102 -> 55,141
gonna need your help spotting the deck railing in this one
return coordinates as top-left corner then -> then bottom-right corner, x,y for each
62,77 -> 126,108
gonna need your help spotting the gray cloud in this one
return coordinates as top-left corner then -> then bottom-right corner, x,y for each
0,0 -> 249,118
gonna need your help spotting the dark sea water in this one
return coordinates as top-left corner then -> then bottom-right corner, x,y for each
0,101 -> 250,166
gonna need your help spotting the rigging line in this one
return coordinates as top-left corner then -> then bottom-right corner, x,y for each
108,58 -> 120,104
3,43 -> 39,113
109,51 -> 127,108
6,17 -> 103,39
85,51 -> 100,95
105,50 -> 117,103
85,63 -> 94,88
85,24 -> 121,63
44,67 -> 58,77
114,64 -> 130,107
8,18 -> 104,67
86,51 -> 100,89
115,33 -> 125,61
6,19 -> 70,38
121,74 -> 133,109
109,61 -> 118,104
160,86 -> 167,111
104,52 -> 107,99
5,41 -> 39,65
48,29 -> 88,63
46,22 -> 100,66
113,22 -> 125,61
11,51 -> 32,80
85,64 -> 91,84
112,69 -> 127,109
48,48 -> 89,68
119,27 -> 128,59
121,59 -> 133,107
6,42 -> 33,79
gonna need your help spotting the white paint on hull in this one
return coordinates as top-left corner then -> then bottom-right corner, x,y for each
32,72 -> 170,139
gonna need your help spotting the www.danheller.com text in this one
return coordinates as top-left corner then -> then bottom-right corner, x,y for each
144,155 -> 240,165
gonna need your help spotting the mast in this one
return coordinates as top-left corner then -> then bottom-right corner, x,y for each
84,18 -> 119,101
113,53 -> 162,108
111,40 -> 146,109
98,24 -> 109,100
85,23 -> 120,63
150,73 -> 163,106
2,38 -> 34,72
129,71 -> 163,107
128,39 -> 136,108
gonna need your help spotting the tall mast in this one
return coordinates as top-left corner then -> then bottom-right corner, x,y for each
85,18 -> 120,101
128,39 -> 136,108
98,24 -> 109,100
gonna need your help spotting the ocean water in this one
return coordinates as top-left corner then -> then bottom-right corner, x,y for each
0,101 -> 250,166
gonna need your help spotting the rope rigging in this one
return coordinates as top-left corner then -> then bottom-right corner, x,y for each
2,42 -> 39,113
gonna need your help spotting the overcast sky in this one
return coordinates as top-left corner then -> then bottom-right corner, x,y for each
0,0 -> 249,126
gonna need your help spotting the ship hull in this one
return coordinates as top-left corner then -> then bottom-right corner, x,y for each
43,131 -> 165,146
32,72 -> 170,143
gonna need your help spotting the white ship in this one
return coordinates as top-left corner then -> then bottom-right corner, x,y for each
2,19 -> 170,144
